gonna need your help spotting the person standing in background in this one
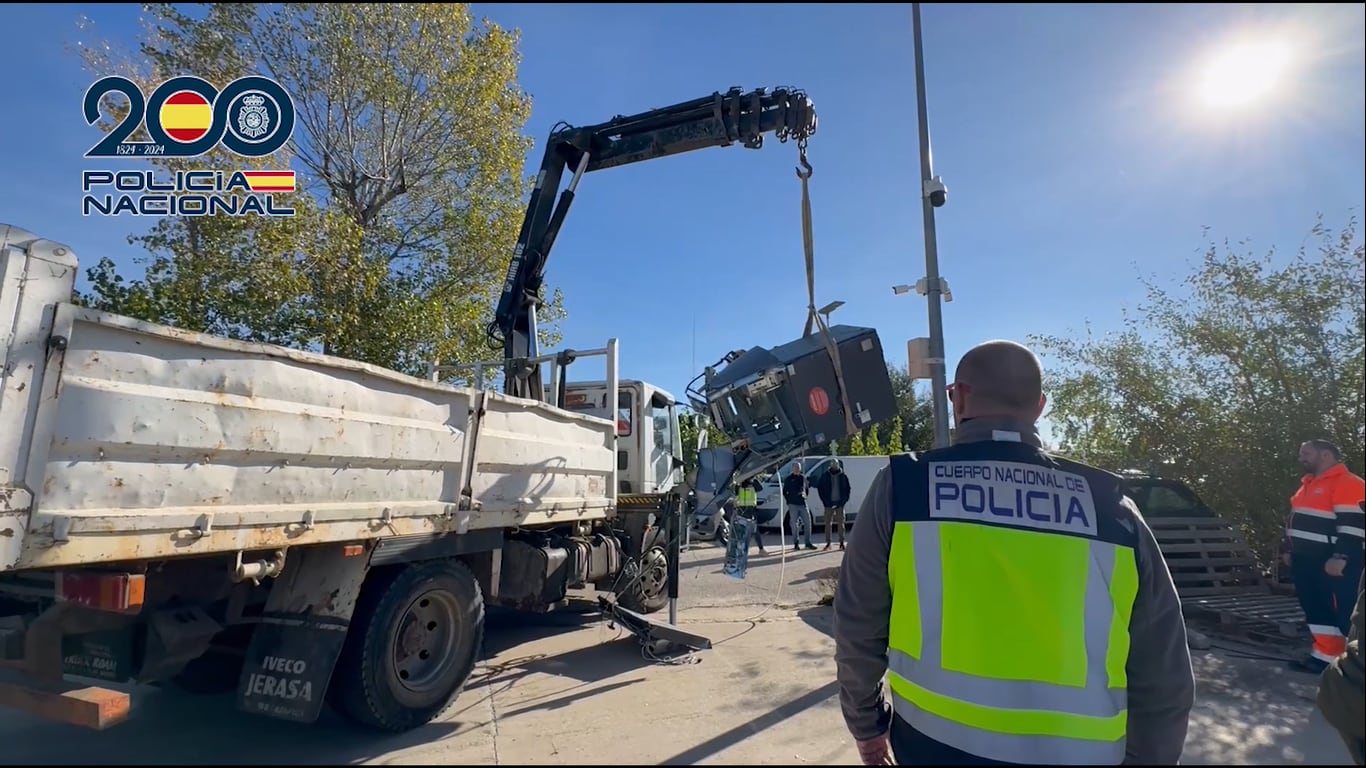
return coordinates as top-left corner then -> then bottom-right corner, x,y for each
817,459 -> 853,550
1285,439 -> 1366,673
783,462 -> 817,551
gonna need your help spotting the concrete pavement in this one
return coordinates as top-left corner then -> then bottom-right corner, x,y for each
0,541 -> 1356,765
0,607 -> 864,766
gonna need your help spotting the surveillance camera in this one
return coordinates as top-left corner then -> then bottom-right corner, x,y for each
924,176 -> 948,208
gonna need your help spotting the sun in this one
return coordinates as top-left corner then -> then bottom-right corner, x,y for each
1193,39 -> 1294,111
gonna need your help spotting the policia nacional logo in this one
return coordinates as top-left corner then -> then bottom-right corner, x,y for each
81,75 -> 298,218
83,75 -> 295,159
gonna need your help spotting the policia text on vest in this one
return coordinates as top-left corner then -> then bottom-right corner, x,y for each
833,418 -> 1196,766
929,461 -> 1097,534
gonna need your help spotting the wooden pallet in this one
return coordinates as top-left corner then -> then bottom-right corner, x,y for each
1144,514 -> 1307,641
1147,515 -> 1267,596
1181,592 -> 1308,642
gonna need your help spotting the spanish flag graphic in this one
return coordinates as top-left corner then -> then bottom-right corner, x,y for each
159,91 -> 213,143
240,171 -> 296,194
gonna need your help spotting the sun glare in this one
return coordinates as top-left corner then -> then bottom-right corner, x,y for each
1193,39 -> 1294,111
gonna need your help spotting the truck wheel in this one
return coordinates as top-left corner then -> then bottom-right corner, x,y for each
329,559 -> 485,732
617,543 -> 670,614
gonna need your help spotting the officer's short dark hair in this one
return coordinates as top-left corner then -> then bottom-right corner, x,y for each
954,340 -> 1043,412
1303,439 -> 1341,460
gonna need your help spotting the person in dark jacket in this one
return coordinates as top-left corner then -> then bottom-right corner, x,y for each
1318,500 -> 1366,766
816,459 -> 854,550
783,463 -> 816,551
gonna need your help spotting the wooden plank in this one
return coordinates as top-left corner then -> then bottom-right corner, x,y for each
0,681 -> 129,730
1155,537 -> 1244,548
1182,594 -> 1307,630
1152,538 -> 1251,549
1170,564 -> 1257,577
1152,526 -> 1242,537
1169,564 -> 1259,576
1153,527 -> 1241,537
1186,593 -> 1296,610
1170,572 -> 1259,583
1154,535 -> 1243,547
1166,558 -> 1259,569
1161,540 -> 1251,550
1196,593 -> 1300,609
1148,516 -> 1247,530
1177,584 -> 1267,597
1168,556 -> 1258,569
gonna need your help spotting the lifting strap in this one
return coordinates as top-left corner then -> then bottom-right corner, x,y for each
796,146 -> 859,440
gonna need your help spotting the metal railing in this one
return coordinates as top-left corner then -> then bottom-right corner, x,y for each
425,338 -> 619,413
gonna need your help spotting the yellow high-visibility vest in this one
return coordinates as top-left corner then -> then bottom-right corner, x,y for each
736,486 -> 758,507
885,446 -> 1140,765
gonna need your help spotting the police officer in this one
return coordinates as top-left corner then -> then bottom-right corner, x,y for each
833,340 -> 1195,766
734,477 -> 769,555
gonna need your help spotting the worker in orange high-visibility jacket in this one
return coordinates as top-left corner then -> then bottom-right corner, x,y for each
1287,439 -> 1366,674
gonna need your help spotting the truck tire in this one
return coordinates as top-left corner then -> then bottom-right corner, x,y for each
328,559 -> 485,732
617,542 -> 670,614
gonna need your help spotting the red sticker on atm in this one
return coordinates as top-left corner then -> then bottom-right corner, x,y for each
808,386 -> 830,416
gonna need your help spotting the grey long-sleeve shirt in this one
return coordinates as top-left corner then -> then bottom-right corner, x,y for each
833,432 -> 1196,764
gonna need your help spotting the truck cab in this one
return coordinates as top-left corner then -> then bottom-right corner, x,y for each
560,380 -> 685,495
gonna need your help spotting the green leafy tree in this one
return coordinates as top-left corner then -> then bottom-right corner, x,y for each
864,425 -> 888,455
888,363 -> 936,452
71,3 -> 565,380
1033,214 -> 1365,562
885,414 -> 905,454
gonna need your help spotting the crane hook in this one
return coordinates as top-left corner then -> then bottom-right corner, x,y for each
796,151 -> 813,180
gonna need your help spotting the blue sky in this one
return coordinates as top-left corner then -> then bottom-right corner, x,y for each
2,3 -> 1364,440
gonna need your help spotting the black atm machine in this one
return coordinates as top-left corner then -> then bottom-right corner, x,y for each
693,325 -> 899,486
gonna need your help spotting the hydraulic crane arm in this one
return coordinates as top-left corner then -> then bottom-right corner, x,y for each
487,86 -> 818,400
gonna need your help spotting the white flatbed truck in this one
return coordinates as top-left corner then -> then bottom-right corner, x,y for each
0,85 -> 822,732
0,223 -> 695,732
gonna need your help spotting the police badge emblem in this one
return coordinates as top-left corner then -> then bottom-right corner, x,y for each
236,93 -> 271,140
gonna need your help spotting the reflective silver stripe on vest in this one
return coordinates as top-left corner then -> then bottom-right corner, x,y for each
887,520 -> 1128,765
891,696 -> 1126,766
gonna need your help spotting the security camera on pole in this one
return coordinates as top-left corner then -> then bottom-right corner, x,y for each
896,1 -> 953,449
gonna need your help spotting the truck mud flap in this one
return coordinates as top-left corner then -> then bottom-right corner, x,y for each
236,545 -> 370,724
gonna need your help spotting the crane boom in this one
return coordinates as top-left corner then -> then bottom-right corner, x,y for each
488,86 -> 818,400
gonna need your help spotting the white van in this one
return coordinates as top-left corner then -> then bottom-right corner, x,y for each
755,455 -> 889,532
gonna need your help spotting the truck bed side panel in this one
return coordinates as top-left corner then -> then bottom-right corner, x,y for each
6,305 -> 615,571
471,392 -> 614,518
0,229 -> 79,572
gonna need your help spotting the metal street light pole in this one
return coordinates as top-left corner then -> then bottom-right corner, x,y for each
912,1 -> 952,449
